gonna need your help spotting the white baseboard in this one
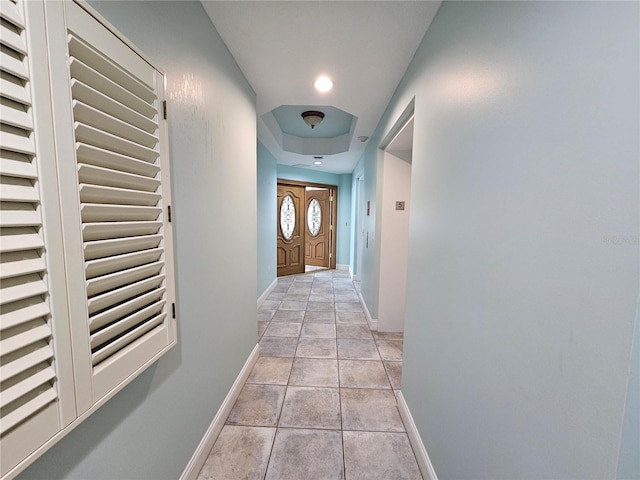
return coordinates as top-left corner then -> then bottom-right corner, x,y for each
257,278 -> 278,307
396,391 -> 438,480
358,290 -> 377,331
180,343 -> 260,480
336,264 -> 349,271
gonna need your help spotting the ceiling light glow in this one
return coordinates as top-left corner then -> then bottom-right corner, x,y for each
314,76 -> 333,92
314,161 -> 323,165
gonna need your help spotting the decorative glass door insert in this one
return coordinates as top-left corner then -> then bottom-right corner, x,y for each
307,198 -> 321,236
280,194 -> 295,240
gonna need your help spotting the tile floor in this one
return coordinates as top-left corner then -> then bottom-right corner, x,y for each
197,270 -> 421,480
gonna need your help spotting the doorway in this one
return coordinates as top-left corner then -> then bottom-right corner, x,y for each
276,179 -> 337,277
378,116 -> 414,332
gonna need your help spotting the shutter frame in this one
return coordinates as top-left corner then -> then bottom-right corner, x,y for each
44,0 -> 177,412
0,0 -> 177,480
1,0 -> 77,477
1,1 -> 176,476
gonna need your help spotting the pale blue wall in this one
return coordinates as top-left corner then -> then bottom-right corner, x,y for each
277,165 -> 352,267
350,147 -> 381,317
359,1 -> 639,478
21,2 -> 258,478
257,142 -> 277,297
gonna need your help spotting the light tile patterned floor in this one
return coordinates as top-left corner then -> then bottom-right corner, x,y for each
197,270 -> 421,480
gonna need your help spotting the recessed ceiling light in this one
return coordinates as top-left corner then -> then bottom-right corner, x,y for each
314,161 -> 323,165
314,76 -> 333,92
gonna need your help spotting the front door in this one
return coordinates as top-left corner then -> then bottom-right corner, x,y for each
277,184 -> 305,276
305,188 -> 331,268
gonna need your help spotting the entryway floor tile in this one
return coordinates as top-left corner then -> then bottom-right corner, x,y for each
337,339 -> 380,360
343,431 -> 422,480
246,357 -> 293,385
296,337 -> 337,358
338,360 -> 391,389
226,384 -> 285,427
197,426 -> 275,480
279,386 -> 341,429
340,388 -> 405,432
265,428 -> 344,480
199,270 -> 415,480
289,358 -> 339,387
301,323 -> 336,338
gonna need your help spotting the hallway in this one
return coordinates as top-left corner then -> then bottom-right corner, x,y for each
197,270 -> 420,479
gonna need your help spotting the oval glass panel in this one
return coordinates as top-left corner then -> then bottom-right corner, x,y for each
280,194 -> 295,240
307,199 -> 321,236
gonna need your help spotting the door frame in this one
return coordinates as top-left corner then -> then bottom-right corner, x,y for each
277,178 -> 338,271
377,104 -> 414,332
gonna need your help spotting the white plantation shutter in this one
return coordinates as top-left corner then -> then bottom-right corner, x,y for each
0,0 -> 72,476
0,1 -> 176,477
0,0 -> 56,438
58,1 -> 176,402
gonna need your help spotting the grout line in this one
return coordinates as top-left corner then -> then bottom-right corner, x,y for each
256,271 -> 391,480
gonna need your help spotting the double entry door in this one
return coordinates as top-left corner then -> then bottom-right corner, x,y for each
277,181 -> 336,276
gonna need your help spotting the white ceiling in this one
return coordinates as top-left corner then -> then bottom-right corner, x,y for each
202,1 -> 441,174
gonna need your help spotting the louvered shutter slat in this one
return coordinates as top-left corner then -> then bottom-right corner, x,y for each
75,123 -> 158,162
85,248 -> 163,279
0,18 -> 26,54
0,388 -> 57,435
0,275 -> 47,305
73,101 -> 157,148
0,179 -> 39,202
0,0 -> 25,29
1,97 -> 32,130
1,150 -> 37,179
87,275 -> 164,315
79,183 -> 161,206
0,344 -> 54,384
71,79 -> 157,133
0,204 -> 40,227
85,262 -> 163,297
0,125 -> 34,155
0,298 -> 50,330
69,59 -> 156,119
0,323 -> 50,356
0,367 -> 56,409
89,288 -> 165,332
90,301 -> 165,349
83,234 -> 162,260
0,252 -> 46,279
67,35 -> 155,102
81,204 -> 162,222
0,48 -> 27,80
0,229 -> 44,253
78,163 -> 160,192
91,313 -> 165,365
82,221 -> 162,241
77,143 -> 160,177
0,71 -> 31,105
